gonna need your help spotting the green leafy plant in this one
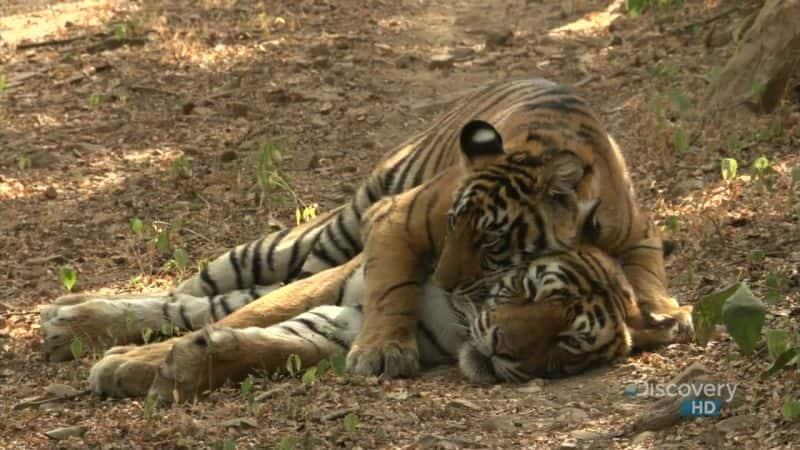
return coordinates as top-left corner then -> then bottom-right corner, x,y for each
343,413 -> 358,432
286,354 -> 302,377
142,327 -> 154,344
70,337 -> 84,360
142,392 -> 159,420
750,81 -> 766,104
692,283 -> 764,354
240,375 -> 258,413
781,400 -> 800,421
756,120 -> 782,143
277,435 -> 296,450
748,250 -> 766,265
129,218 -> 144,234
766,330 -> 792,360
725,134 -> 743,160
89,92 -> 102,107
113,23 -> 128,40
0,72 -> 6,94
751,155 -> 775,192
721,158 -> 738,183
18,155 -> 31,170
59,265 -> 78,292
170,155 -> 193,179
329,354 -> 347,377
172,247 -> 191,269
664,215 -> 680,234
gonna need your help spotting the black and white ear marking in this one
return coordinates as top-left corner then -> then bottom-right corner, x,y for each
460,120 -> 504,160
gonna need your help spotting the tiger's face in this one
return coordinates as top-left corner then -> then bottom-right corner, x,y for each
455,246 -> 635,384
433,120 -> 589,293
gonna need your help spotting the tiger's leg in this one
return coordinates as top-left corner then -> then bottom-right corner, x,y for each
41,287 -> 279,361
89,255 -> 364,397
147,305 -> 363,402
617,229 -> 693,340
345,186 -> 448,378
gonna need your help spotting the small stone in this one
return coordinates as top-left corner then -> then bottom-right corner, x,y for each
558,437 -> 578,449
715,414 -> 758,434
318,102 -> 334,114
428,53 -> 454,69
45,426 -> 87,440
395,54 -> 416,68
631,431 -> 655,445
44,186 -> 58,199
570,430 -> 603,440
517,380 -> 543,393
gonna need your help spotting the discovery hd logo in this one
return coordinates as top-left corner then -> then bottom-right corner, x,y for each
623,381 -> 738,417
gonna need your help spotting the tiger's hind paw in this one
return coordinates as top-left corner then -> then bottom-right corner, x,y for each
41,294 -> 135,362
89,342 -> 172,398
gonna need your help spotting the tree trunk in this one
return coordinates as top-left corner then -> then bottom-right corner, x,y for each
706,0 -> 800,114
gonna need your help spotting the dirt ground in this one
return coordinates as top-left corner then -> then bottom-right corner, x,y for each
1,0 -> 799,448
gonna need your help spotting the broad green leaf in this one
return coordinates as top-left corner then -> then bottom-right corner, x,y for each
782,400 -> 800,421
330,354 -> 346,376
301,367 -> 318,385
155,231 -> 170,254
59,265 -> 78,292
316,358 -> 330,376
721,283 -> 764,355
721,158 -> 738,182
286,354 -> 301,377
172,247 -> 190,269
142,328 -> 153,344
240,375 -> 254,396
752,156 -> 771,179
767,329 -> 791,360
762,347 -> 800,379
129,218 -> 143,234
343,412 -> 358,432
693,283 -> 736,346
70,337 -> 84,360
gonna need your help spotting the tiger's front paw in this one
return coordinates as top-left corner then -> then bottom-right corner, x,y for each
88,342 -> 172,398
346,337 -> 420,378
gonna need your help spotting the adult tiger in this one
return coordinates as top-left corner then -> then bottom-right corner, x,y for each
94,200 -> 681,401
41,78 -> 691,395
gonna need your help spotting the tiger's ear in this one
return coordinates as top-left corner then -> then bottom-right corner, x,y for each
459,120 -> 504,172
574,198 -> 601,245
545,151 -> 585,196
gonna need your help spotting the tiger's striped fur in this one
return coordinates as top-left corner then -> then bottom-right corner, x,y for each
131,219 -> 677,402
44,78 -> 690,396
